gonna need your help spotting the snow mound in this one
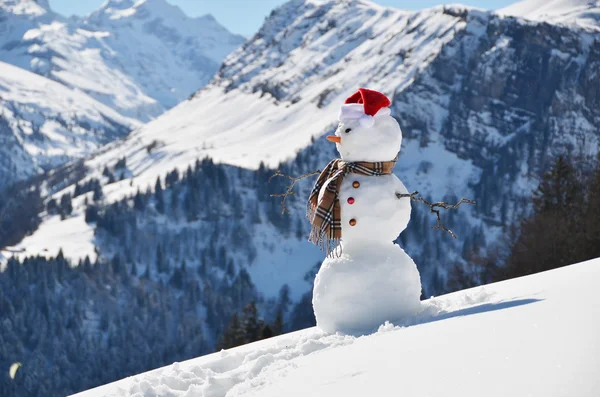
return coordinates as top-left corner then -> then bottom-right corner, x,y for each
72,257 -> 600,397
499,0 -> 600,31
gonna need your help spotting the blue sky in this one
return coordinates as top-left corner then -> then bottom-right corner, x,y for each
48,0 -> 517,36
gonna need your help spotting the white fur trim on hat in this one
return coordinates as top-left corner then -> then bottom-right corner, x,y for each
338,104 -> 391,128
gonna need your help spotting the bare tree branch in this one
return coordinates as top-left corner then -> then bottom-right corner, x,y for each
269,170 -> 320,214
396,191 -> 476,239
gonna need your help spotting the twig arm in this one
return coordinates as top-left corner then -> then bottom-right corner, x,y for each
396,191 -> 476,238
269,170 -> 320,214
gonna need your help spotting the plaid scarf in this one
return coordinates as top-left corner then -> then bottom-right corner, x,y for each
307,157 -> 397,255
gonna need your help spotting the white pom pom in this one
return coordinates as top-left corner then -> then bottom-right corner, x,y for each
377,107 -> 391,117
359,115 -> 375,128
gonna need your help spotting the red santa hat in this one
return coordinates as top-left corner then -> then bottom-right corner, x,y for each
338,88 -> 391,128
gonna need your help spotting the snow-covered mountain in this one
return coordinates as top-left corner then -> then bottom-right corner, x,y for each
0,0 -> 244,187
0,0 -> 245,120
72,257 -> 600,397
6,0 -> 600,315
0,60 -> 138,187
499,0 -> 600,31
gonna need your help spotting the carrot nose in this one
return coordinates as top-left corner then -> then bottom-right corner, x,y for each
327,136 -> 341,143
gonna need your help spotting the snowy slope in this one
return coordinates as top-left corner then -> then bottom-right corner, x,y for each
73,257 -> 600,397
0,60 -> 138,187
0,0 -> 245,120
49,2 -> 478,183
499,0 -> 600,31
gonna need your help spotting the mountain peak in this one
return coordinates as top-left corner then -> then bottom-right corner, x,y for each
98,0 -> 135,10
83,0 -> 244,65
90,0 -> 187,22
0,0 -> 51,16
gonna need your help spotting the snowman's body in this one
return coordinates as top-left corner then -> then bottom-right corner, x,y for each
311,92 -> 422,334
337,174 -> 410,245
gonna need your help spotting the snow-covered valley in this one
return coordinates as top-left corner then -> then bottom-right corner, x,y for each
73,257 -> 600,397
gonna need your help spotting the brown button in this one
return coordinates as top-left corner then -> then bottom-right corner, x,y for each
347,197 -> 355,204
349,218 -> 357,226
352,181 -> 360,188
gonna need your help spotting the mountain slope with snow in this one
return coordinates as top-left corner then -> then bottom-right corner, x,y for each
499,0 -> 600,31
73,257 -> 600,397
6,0 -> 482,298
0,0 -> 245,120
0,60 -> 138,187
6,0 -> 600,314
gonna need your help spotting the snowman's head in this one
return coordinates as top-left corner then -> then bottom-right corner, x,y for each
327,89 -> 402,162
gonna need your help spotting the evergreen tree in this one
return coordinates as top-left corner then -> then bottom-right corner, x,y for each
242,302 -> 260,343
260,324 -> 274,339
582,155 -> 600,258
134,189 -> 146,211
155,177 -> 165,214
46,197 -> 58,214
102,166 -> 115,183
85,205 -> 99,223
115,157 -> 127,170
272,310 -> 284,336
93,184 -> 103,202
216,314 -> 246,350
156,244 -> 167,274
505,156 -> 584,277
59,193 -> 73,219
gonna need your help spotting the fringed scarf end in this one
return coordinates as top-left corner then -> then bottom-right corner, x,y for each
308,226 -> 342,258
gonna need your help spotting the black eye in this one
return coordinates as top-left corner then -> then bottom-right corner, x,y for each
345,128 -> 351,133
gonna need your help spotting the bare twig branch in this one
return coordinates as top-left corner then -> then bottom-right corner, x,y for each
269,170 -> 320,214
269,170 -> 475,239
396,191 -> 476,239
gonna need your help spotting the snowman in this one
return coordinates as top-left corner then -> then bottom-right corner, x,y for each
307,88 -> 422,334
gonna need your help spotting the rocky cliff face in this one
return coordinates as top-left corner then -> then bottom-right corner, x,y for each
395,11 -> 600,221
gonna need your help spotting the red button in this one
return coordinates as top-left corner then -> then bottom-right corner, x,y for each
349,219 -> 357,226
347,197 -> 355,204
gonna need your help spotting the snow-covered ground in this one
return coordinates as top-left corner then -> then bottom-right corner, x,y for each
499,0 -> 600,31
10,214 -> 98,263
73,257 -> 600,397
